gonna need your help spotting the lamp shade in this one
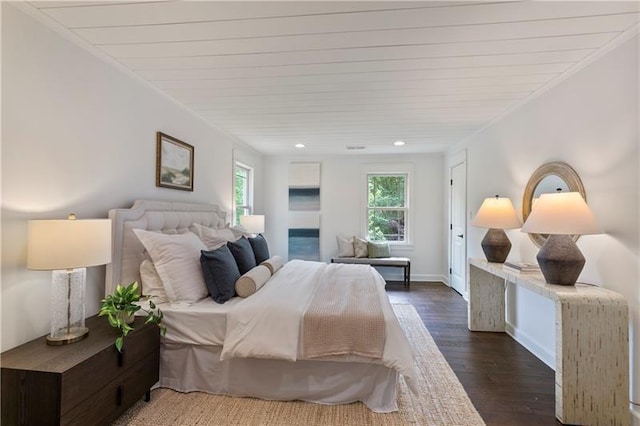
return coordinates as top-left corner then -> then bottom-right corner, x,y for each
240,215 -> 265,234
520,192 -> 599,235
472,196 -> 521,229
27,217 -> 112,270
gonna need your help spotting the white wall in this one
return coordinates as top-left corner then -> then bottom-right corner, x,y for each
449,34 -> 639,402
263,154 -> 446,282
1,4 -> 262,351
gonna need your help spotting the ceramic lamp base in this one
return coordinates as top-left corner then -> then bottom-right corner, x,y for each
537,234 -> 585,286
481,228 -> 512,263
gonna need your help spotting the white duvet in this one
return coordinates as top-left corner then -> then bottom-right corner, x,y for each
220,260 -> 418,391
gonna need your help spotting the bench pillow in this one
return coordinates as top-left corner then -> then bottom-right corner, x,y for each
368,241 -> 391,258
336,235 -> 355,257
354,237 -> 369,258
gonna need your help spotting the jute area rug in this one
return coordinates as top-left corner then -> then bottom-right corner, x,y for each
113,304 -> 485,425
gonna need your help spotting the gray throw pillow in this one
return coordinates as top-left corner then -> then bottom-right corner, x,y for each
200,245 -> 240,304
248,234 -> 270,264
368,241 -> 391,258
228,236 -> 258,275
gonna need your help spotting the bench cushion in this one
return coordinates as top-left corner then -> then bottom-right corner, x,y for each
331,257 -> 409,267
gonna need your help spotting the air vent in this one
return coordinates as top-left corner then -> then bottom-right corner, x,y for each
346,146 -> 365,150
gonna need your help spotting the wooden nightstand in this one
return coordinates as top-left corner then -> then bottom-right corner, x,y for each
1,315 -> 160,426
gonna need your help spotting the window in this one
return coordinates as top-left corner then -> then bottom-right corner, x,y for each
367,174 -> 408,242
234,162 -> 253,225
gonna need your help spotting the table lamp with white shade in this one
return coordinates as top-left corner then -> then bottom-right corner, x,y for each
472,195 -> 522,263
240,214 -> 265,235
520,191 -> 600,285
27,214 -> 112,345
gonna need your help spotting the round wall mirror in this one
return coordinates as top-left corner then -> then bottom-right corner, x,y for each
522,162 -> 586,247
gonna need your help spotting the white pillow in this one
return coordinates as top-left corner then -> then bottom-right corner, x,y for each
354,237 -> 369,258
229,224 -> 251,239
235,265 -> 272,297
190,223 -> 236,250
260,255 -> 284,275
133,229 -> 208,303
336,235 -> 355,257
139,259 -> 168,304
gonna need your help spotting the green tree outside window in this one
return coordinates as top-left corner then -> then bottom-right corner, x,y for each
367,174 -> 407,242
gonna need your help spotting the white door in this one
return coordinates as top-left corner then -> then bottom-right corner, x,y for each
450,162 -> 467,297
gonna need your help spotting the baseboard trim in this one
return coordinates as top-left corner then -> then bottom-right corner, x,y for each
416,274 -> 448,283
631,404 -> 640,425
505,322 -> 555,370
377,271 -> 446,283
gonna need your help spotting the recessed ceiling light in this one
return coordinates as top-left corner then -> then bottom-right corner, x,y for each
393,141 -> 405,146
294,143 -> 305,148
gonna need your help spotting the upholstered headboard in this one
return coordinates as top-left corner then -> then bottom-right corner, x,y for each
105,200 -> 226,296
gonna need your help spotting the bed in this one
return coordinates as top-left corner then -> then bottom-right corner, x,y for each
105,200 -> 417,413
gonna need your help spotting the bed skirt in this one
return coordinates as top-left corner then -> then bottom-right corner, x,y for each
158,342 -> 400,413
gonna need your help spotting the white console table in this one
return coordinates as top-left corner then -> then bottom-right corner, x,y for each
468,259 -> 629,425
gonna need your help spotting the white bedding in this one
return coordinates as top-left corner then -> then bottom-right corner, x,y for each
221,260 -> 417,391
159,297 -> 244,346
157,259 -> 417,393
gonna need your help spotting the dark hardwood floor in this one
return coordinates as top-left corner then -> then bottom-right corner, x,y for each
386,281 -> 561,426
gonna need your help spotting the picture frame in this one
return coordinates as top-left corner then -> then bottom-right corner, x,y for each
156,132 -> 194,191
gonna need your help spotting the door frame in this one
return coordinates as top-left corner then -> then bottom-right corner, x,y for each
447,150 -> 468,299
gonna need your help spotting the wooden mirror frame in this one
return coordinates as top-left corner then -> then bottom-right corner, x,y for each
522,162 -> 586,247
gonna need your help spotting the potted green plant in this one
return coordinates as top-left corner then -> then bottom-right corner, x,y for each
99,281 -> 166,352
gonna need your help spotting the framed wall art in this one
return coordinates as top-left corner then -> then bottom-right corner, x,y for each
288,162 -> 321,260
156,132 -> 194,191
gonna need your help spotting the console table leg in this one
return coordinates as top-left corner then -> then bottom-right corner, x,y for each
145,390 -> 151,402
468,265 -> 505,331
555,298 -> 629,425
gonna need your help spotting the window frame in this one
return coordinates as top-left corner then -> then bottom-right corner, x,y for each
233,161 -> 254,225
361,164 -> 413,246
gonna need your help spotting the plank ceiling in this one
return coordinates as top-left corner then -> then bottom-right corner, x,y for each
26,1 -> 640,155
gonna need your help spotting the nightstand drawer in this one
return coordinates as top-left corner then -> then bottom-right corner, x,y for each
62,350 -> 160,426
60,322 -> 159,415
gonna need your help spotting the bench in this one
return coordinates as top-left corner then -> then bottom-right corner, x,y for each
330,257 -> 411,287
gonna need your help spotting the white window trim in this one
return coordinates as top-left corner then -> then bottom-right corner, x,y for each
361,163 -> 414,246
234,161 -> 254,225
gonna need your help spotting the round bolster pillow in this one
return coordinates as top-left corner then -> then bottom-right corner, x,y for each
260,255 -> 284,275
235,264 -> 272,298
